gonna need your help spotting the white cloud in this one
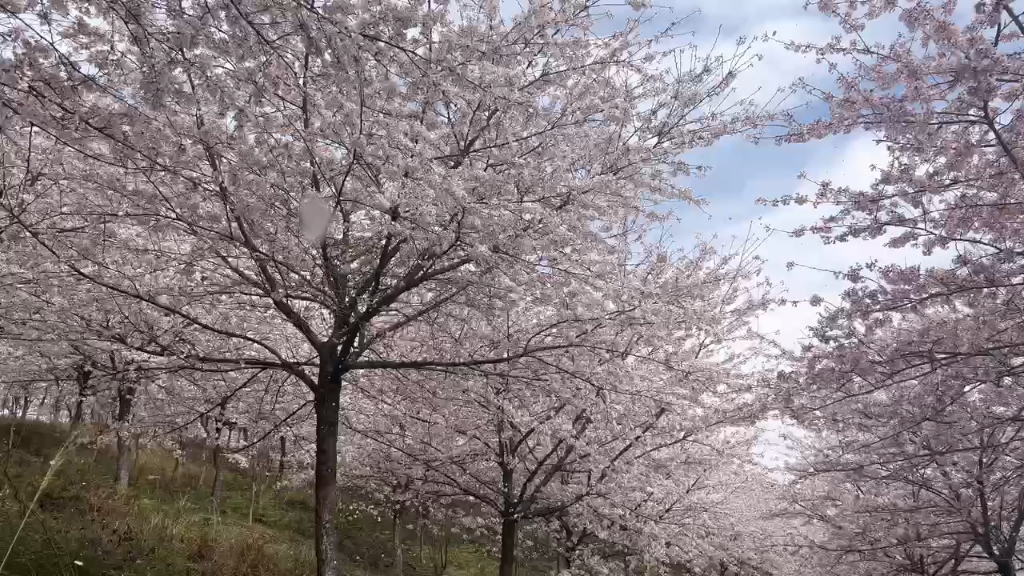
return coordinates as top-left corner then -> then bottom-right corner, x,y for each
729,134 -> 950,349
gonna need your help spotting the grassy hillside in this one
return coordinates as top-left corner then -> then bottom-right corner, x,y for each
0,419 -> 503,576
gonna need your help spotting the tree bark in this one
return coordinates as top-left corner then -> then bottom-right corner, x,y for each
498,516 -> 519,576
431,518 -> 450,576
418,514 -> 425,566
248,437 -> 260,524
71,366 -> 92,426
207,399 -> 226,498
171,436 -> 184,484
38,382 -> 49,418
313,357 -> 343,576
556,552 -> 570,573
115,432 -> 132,491
277,435 -> 287,487
211,412 -> 226,501
17,395 -> 30,420
131,433 -> 142,485
114,379 -> 136,491
993,558 -> 1015,576
211,443 -> 224,499
50,378 -> 63,423
392,507 -> 403,576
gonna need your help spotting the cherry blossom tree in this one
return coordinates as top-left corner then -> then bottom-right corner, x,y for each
344,239 -> 776,576
766,2 -> 1024,576
0,0 -> 775,571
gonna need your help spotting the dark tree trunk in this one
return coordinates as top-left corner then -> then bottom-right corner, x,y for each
38,382 -> 49,415
210,398 -> 229,500
313,356 -> 343,576
392,507 -> 403,576
50,378 -> 63,423
114,379 -> 136,491
277,435 -> 287,486
431,517 -> 450,576
418,513 -> 425,565
17,395 -> 30,419
556,551 -> 570,573
71,366 -> 92,426
171,436 -> 184,483
498,516 -> 519,576
211,431 -> 225,499
115,432 -> 131,491
993,558 -> 1015,576
131,433 -> 142,485
211,442 -> 224,499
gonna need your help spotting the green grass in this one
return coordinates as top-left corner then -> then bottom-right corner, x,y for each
0,419 -> 504,576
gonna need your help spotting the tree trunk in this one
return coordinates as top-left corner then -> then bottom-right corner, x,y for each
211,442 -> 224,499
313,361 -> 343,576
115,433 -> 132,491
993,558 -> 1015,576
556,552 -> 570,573
277,435 -> 287,487
249,475 -> 258,524
131,433 -> 142,485
393,507 -> 404,576
431,518 -> 450,576
211,434 -> 225,500
17,395 -> 30,420
71,366 -> 92,426
418,516 -> 425,566
498,516 -> 519,576
248,440 -> 260,524
50,378 -> 63,423
38,382 -> 49,417
114,380 -> 136,491
211,399 -> 229,500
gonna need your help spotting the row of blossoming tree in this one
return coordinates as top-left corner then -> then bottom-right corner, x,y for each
766,1 -> 1024,576
3,0 -> 1024,575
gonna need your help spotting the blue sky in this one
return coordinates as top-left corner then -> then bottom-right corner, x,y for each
653,0 -> 968,348
665,0 -> 870,348
492,0 -> 970,348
